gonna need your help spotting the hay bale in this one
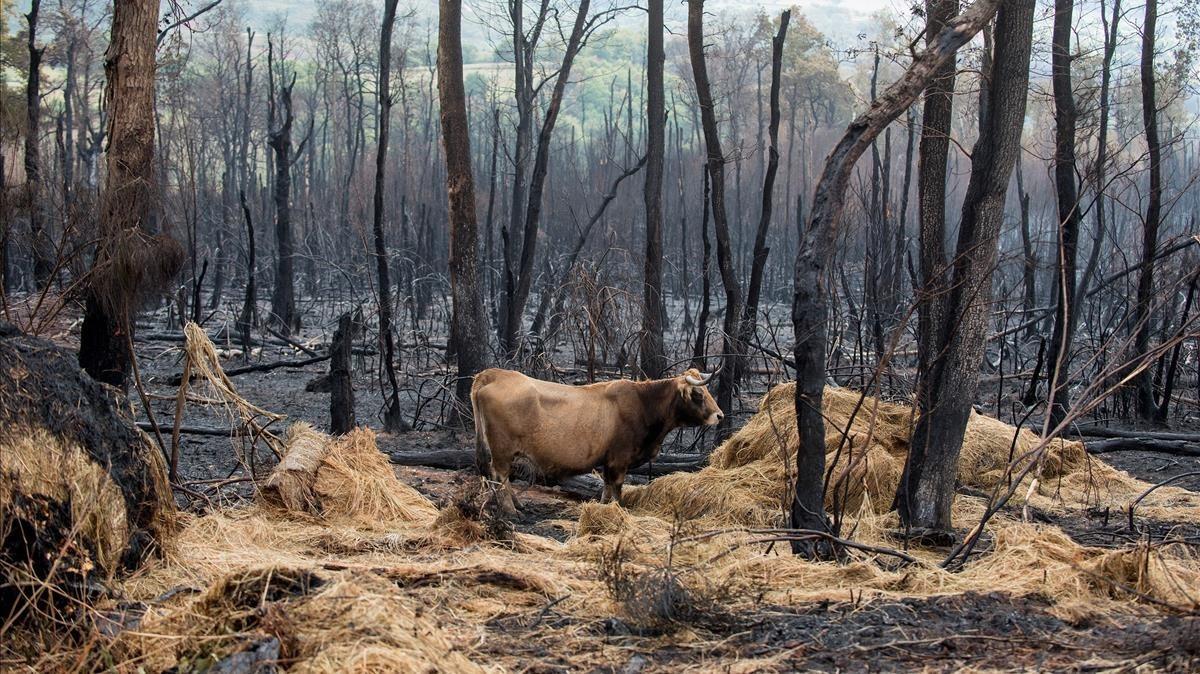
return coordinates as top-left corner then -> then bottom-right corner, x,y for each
0,321 -> 174,618
624,381 -> 1200,530
261,423 -> 329,514
261,424 -> 437,525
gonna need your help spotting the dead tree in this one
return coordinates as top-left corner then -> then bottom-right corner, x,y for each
374,0 -> 405,432
236,189 -> 256,358
790,0 -> 1005,554
1134,0 -> 1162,421
894,0 -> 1034,538
79,0 -> 183,388
438,0 -> 490,412
688,0 -> 745,426
267,36 -> 301,336
742,11 -> 790,347
639,0 -> 666,379
25,0 -> 52,288
330,311 -> 356,434
1046,0 -> 1082,427
501,0 -> 595,356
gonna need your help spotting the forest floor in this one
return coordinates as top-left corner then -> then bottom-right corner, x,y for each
109,319 -> 1200,672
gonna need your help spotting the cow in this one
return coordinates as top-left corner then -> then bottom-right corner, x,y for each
470,367 -> 723,509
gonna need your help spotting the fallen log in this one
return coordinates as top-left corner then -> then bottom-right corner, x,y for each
1085,438 -> 1200,457
136,421 -> 258,438
168,354 -> 330,385
1075,426 -> 1200,443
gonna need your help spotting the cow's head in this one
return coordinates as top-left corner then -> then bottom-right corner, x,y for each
673,368 -> 723,426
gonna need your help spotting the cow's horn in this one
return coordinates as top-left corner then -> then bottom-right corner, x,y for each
686,371 -> 714,386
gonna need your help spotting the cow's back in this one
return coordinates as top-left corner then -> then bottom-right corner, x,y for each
471,369 -> 621,476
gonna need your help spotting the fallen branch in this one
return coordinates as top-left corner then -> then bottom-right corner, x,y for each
167,354 -> 330,385
1085,438 -> 1200,457
136,421 -> 257,437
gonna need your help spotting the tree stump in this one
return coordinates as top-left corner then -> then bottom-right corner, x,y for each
330,312 -> 356,435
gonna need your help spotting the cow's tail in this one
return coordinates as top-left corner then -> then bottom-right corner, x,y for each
470,371 -> 494,479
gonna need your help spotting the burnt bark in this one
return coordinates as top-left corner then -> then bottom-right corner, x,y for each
742,11 -> 790,340
688,0 -> 745,427
1046,0 -> 1081,428
894,0 -> 1034,537
25,0 -> 52,288
79,0 -> 181,389
787,0 -> 1005,554
267,37 -> 299,336
329,312 -> 356,435
438,0 -> 490,413
639,0 -> 666,379
375,0 -> 405,432
1134,0 -> 1162,420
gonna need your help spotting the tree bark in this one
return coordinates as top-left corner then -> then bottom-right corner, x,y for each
787,0 -> 1006,554
688,0 -> 745,427
742,11 -> 790,345
639,0 -> 667,379
267,37 -> 299,336
894,0 -> 1034,537
25,0 -> 52,289
374,0 -> 406,432
913,0 -> 958,416
1134,0 -> 1161,420
438,0 -> 490,414
80,0 -> 180,389
1046,0 -> 1081,428
330,312 -> 355,435
503,0 -> 592,356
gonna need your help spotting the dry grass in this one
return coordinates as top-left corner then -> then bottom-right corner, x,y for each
7,354 -> 1200,670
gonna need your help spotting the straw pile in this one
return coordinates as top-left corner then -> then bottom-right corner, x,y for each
262,424 -> 438,525
11,337 -> 1198,671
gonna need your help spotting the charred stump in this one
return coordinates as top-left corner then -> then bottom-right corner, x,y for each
329,312 -> 356,435
0,321 -> 175,624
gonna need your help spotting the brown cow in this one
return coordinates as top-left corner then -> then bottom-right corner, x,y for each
470,367 -> 723,508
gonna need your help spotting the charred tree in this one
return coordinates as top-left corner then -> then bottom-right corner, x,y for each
438,0 -> 490,413
1134,0 -> 1162,421
502,0 -> 593,356
1046,0 -> 1081,428
330,312 -> 356,435
639,0 -> 666,379
267,37 -> 300,336
237,189 -> 256,358
25,0 -> 52,289
374,0 -> 406,432
790,0 -> 1005,554
742,11 -> 790,341
894,0 -> 1034,538
79,0 -> 183,388
913,0 -> 958,413
688,0 -> 745,427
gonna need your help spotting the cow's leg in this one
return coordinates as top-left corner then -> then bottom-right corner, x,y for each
492,452 -> 520,514
601,465 -> 627,506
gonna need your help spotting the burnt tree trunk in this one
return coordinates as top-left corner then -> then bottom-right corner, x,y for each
267,38 -> 299,336
330,312 -> 355,435
688,0 -> 745,428
374,0 -> 406,432
912,0 -> 958,417
503,0 -> 591,356
691,169 -> 713,370
1046,0 -> 1081,428
742,11 -> 790,341
791,0 -> 1004,554
894,0 -> 1034,538
80,0 -> 181,389
25,0 -> 52,289
639,0 -> 667,379
438,0 -> 490,413
237,189 -> 256,359
1134,0 -> 1162,420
